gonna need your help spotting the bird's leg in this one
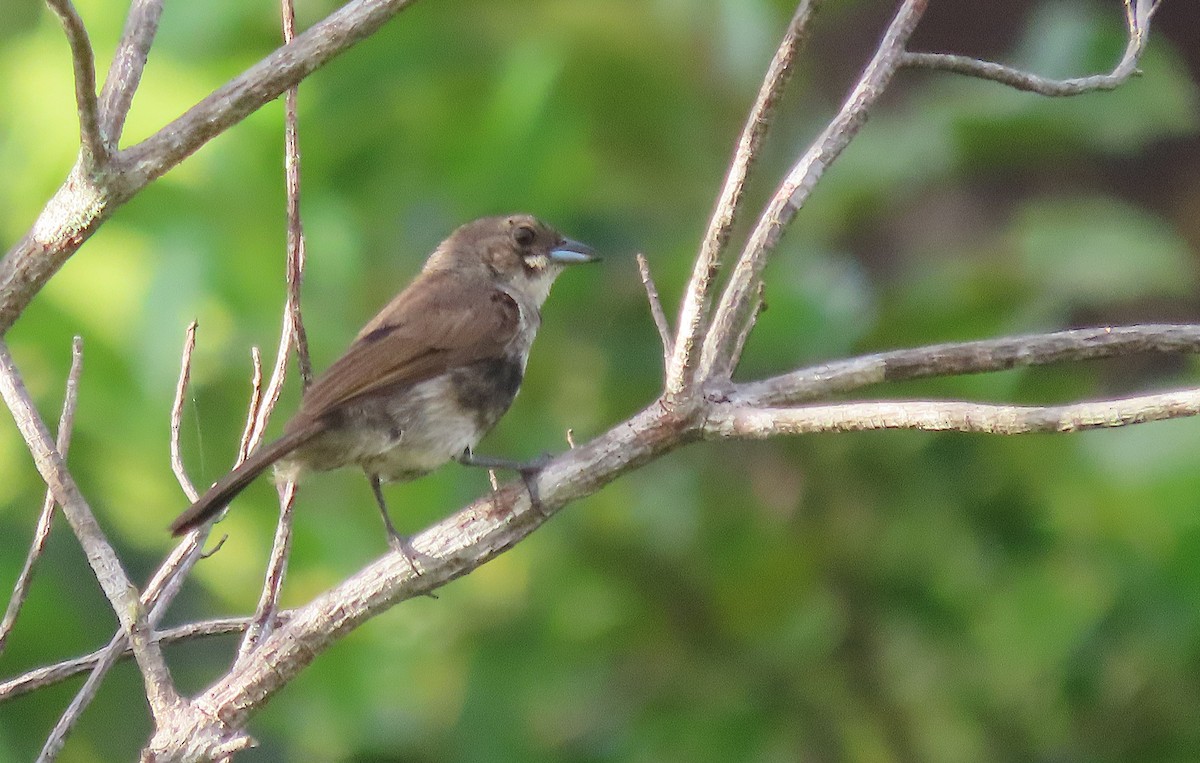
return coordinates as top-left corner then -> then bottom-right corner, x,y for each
457,449 -> 552,516
368,474 -> 423,575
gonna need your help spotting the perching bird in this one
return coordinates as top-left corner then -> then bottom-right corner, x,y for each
169,214 -> 596,551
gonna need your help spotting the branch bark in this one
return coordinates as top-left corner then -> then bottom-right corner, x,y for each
0,340 -> 181,722
0,0 -> 423,337
0,0 -> 1187,759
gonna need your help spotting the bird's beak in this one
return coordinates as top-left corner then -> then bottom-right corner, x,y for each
550,238 -> 598,264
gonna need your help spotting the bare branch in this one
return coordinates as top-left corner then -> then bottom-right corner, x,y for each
119,0 -> 423,187
737,324 -> 1200,407
139,318 -> 1200,750
900,0 -> 1158,95
0,337 -> 82,656
39,529 -> 210,756
0,0 -> 424,338
729,282 -> 765,370
234,0 -> 308,668
636,253 -> 673,367
97,0 -> 165,145
44,0 -> 108,167
171,321 -> 200,502
282,0 -> 313,388
249,319 -> 294,451
665,0 -> 823,397
0,616 -> 267,703
0,340 -> 181,720
705,388 -> 1200,439
236,481 -> 297,662
237,347 -> 265,464
700,0 -> 929,381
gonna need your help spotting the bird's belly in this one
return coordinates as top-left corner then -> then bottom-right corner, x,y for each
289,367 -> 518,485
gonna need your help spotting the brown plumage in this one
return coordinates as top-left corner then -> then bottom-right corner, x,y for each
169,214 -> 595,543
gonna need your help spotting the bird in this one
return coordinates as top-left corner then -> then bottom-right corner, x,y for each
168,214 -> 596,553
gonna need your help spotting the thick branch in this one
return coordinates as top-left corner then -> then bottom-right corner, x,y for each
0,0 -> 422,338
144,402 -> 693,755
130,315 -> 1199,756
119,0 -> 420,187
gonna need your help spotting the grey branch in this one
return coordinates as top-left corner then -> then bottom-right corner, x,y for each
0,616 -> 263,702
695,0 -> 1157,388
237,348 -> 265,464
666,0 -> 823,397
705,389 -> 1200,438
234,0 -> 313,662
737,324 -> 1200,407
0,0 -> 1186,758
136,322 -> 1200,758
636,253 -> 674,366
699,0 -> 929,381
0,0 -> 423,337
0,337 -> 82,656
171,322 -> 200,502
0,340 -> 181,721
44,0 -> 107,167
97,0 -> 164,145
900,0 -> 1158,95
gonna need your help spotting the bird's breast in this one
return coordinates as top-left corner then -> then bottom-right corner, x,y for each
450,356 -> 525,430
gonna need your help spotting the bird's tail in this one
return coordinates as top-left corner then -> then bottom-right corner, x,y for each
168,425 -> 319,536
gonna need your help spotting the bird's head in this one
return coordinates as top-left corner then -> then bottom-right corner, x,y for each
426,214 -> 597,306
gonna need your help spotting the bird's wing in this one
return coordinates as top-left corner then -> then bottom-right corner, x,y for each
293,272 -> 521,422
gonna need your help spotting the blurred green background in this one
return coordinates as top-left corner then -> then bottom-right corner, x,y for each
2,0 -> 1200,760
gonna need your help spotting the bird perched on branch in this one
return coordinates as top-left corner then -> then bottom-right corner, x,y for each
169,214 -> 596,553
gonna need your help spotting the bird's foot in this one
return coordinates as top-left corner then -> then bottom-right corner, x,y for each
516,453 -> 552,517
386,530 -> 426,577
459,449 -> 553,516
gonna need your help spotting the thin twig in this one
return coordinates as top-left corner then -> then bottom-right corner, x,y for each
700,0 -> 930,381
97,0 -> 165,145
238,347 -> 265,463
706,388 -> 1200,439
233,0 -> 309,664
900,0 -> 1157,95
635,253 -> 673,367
249,323 -> 294,451
736,324 -> 1200,407
44,0 -> 108,167
665,0 -> 823,398
728,282 -> 765,372
0,339 -> 180,720
171,321 -> 200,502
0,337 -> 82,656
236,481 -> 296,661
283,18 -> 313,388
0,615 -> 270,703
39,530 -> 209,759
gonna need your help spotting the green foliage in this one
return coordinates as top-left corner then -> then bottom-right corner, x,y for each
2,0 -> 1199,761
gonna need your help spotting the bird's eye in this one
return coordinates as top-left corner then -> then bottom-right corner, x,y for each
513,225 -> 536,247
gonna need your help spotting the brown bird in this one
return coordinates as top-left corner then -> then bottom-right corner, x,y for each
169,214 -> 596,550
